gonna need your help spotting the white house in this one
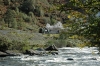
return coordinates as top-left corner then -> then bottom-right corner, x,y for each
54,21 -> 64,29
45,21 -> 64,34
39,21 -> 64,34
46,21 -> 64,29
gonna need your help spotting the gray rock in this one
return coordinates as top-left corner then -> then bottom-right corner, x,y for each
89,58 -> 97,60
45,45 -> 58,51
36,48 -> 44,51
5,50 -> 22,56
0,51 -> 8,57
67,58 -> 74,60
25,49 -> 41,55
25,49 -> 58,56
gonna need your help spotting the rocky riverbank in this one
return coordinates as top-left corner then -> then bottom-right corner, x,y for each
0,45 -> 58,57
0,50 -> 22,57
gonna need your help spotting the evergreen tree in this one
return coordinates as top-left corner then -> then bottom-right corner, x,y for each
21,0 -> 35,13
11,18 -> 17,28
4,9 -> 17,28
3,0 -> 11,5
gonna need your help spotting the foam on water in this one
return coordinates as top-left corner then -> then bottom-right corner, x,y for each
59,47 -> 99,54
45,57 -> 67,63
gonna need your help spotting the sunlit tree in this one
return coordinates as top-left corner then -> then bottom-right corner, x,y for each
58,0 -> 100,47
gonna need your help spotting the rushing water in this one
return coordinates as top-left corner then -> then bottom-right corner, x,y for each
0,47 -> 100,66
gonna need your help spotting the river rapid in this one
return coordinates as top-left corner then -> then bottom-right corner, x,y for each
0,47 -> 100,66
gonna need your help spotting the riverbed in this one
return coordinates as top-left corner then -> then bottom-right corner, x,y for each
0,47 -> 100,66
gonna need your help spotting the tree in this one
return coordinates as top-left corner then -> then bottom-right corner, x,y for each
3,0 -> 11,5
21,0 -> 35,14
58,0 -> 100,47
59,0 -> 100,14
4,9 -> 17,28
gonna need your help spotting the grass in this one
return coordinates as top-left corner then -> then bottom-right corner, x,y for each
0,26 -> 90,52
43,34 -> 89,48
43,34 -> 59,38
0,29 -> 46,52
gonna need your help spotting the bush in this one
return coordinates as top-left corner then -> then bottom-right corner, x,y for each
59,31 -> 68,39
0,36 -> 11,51
40,6 -> 44,17
4,9 -> 17,28
3,0 -> 10,5
34,6 -> 41,17
29,12 -> 34,17
9,40 -> 30,52
21,0 -> 35,13
11,18 -> 17,28
17,21 -> 25,30
51,18 -> 57,25
21,12 -> 32,23
0,34 -> 30,52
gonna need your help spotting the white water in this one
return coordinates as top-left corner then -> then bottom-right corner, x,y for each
0,47 -> 100,66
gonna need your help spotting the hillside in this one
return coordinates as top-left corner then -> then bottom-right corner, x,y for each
0,0 -> 67,52
0,0 -> 88,52
0,0 -> 68,31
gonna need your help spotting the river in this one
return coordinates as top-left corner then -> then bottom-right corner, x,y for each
0,47 -> 100,66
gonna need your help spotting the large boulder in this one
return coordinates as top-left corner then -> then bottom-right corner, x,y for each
45,45 -> 58,51
0,50 -> 21,57
0,51 -> 8,57
67,58 -> 74,60
0,50 -> 22,57
5,50 -> 22,56
25,49 -> 42,55
25,47 -> 58,55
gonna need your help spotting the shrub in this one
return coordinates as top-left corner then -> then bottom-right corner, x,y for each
54,40 -> 66,47
39,6 -> 44,17
34,6 -> 41,17
11,18 -> 17,28
17,21 -> 25,30
0,34 -> 30,52
21,12 -> 32,23
3,0 -> 10,5
29,12 -> 34,17
15,7 -> 19,15
59,31 -> 68,39
43,17 -> 51,24
9,40 -> 30,52
24,16 -> 32,22
0,35 -> 11,51
4,9 -> 17,28
21,0 -> 35,13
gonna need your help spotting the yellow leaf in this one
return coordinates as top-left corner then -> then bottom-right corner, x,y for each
68,15 -> 71,18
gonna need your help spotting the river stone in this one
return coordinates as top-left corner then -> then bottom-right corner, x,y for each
36,48 -> 44,51
67,58 -> 74,60
25,49 -> 42,55
45,45 -> 58,51
90,58 -> 97,60
25,49 -> 35,55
